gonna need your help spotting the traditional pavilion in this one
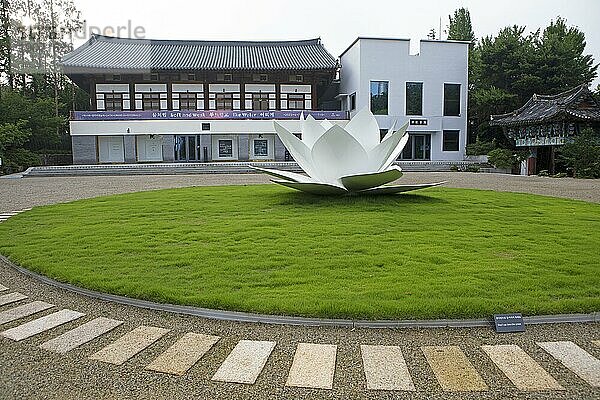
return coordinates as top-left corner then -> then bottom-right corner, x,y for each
490,84 -> 600,175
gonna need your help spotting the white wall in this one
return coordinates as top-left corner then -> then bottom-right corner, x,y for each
340,38 -> 469,161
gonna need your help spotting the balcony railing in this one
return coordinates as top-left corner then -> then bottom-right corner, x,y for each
71,110 -> 348,121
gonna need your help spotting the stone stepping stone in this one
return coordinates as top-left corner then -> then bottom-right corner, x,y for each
211,340 -> 276,384
1,309 -> 85,341
538,341 -> 600,387
0,301 -> 54,325
286,343 -> 337,389
361,345 -> 415,391
39,317 -> 124,354
0,284 -> 8,292
89,325 -> 170,365
145,332 -> 220,375
481,344 -> 564,391
422,346 -> 488,392
0,292 -> 27,306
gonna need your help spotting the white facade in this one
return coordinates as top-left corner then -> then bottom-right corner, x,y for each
339,38 -> 469,161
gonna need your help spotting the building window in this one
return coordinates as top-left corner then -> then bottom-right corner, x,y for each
349,92 -> 356,111
406,82 -> 423,116
218,139 -> 233,157
142,93 -> 161,110
443,130 -> 460,151
288,93 -> 305,110
370,81 -> 388,115
443,83 -> 461,116
289,74 -> 303,82
253,74 -> 268,82
104,93 -> 123,111
217,73 -> 233,82
215,93 -> 233,110
181,73 -> 196,81
179,92 -> 198,110
252,93 -> 270,110
253,139 -> 268,156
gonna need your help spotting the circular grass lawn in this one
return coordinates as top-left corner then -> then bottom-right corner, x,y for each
1,185 -> 599,320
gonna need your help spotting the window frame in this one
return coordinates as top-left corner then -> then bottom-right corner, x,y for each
178,92 -> 198,110
442,130 -> 460,152
370,80 -> 389,115
252,93 -> 270,110
215,92 -> 234,110
287,93 -> 305,110
142,92 -> 161,111
443,83 -> 461,117
405,81 -> 423,116
104,92 -> 123,111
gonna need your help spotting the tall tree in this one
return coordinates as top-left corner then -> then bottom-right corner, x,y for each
447,8 -> 475,43
533,17 -> 598,94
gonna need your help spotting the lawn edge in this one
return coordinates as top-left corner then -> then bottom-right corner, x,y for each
3,255 -> 598,329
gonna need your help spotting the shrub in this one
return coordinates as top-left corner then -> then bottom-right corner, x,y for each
466,138 -> 495,156
449,164 -> 459,172
1,148 -> 41,174
560,128 -> 600,178
465,164 -> 480,173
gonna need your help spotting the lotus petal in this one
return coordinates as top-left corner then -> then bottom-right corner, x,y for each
273,121 -> 319,178
357,181 -> 447,195
381,120 -> 397,142
319,119 -> 335,131
368,122 -> 410,172
249,166 -> 313,183
311,125 -> 369,186
301,114 -> 327,148
343,108 -> 381,151
271,180 -> 348,195
340,166 -> 403,192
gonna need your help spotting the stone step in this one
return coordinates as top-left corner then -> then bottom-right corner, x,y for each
0,292 -> 28,307
481,344 -> 564,391
1,309 -> 85,341
0,301 -> 55,325
361,345 -> 415,391
211,340 -> 276,384
285,343 -> 337,389
39,317 -> 124,354
89,325 -> 170,365
538,341 -> 600,387
145,332 -> 220,375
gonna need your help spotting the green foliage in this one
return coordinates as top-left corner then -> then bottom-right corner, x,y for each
0,88 -> 66,151
2,185 -> 598,319
1,147 -> 41,173
560,128 -> 600,178
468,16 -> 598,145
447,8 -> 475,43
466,137 -> 496,156
487,148 -> 527,169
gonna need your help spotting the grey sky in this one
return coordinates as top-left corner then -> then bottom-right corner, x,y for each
73,0 -> 600,87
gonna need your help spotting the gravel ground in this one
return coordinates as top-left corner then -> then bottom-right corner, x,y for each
1,172 -> 599,213
0,172 -> 599,399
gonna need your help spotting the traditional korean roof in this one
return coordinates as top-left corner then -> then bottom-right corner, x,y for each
61,35 -> 338,72
490,84 -> 600,127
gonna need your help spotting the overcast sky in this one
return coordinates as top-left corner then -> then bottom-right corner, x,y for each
72,0 -> 600,87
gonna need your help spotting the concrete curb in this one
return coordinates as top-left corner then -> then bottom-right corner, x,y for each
2,255 -> 598,329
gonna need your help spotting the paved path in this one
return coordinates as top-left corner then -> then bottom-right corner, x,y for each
1,174 -> 599,399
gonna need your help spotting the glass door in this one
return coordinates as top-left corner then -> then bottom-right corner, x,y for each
175,135 -> 199,162
399,134 -> 431,160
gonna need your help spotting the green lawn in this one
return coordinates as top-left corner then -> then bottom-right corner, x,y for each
1,185 -> 599,320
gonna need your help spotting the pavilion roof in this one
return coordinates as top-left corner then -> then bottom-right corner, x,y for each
490,84 -> 600,127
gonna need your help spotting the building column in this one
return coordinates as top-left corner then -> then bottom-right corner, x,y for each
72,136 -> 98,164
162,135 -> 175,162
199,134 -> 212,162
274,136 -> 286,161
238,134 -> 250,161
124,135 -> 136,163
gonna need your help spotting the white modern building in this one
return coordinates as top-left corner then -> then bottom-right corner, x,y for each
339,37 -> 469,162
61,35 -> 469,165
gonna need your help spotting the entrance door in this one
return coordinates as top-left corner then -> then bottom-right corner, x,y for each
175,135 -> 199,162
98,136 -> 125,163
399,134 -> 431,160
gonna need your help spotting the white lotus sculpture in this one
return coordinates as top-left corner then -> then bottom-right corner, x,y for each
252,108 -> 445,195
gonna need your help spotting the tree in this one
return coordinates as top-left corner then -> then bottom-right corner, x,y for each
533,17 -> 598,94
560,128 -> 600,178
447,8 -> 475,43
